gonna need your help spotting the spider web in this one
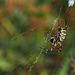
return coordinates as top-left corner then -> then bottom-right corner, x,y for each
7,9 -> 60,75
5,0 -> 70,75
7,15 -> 58,75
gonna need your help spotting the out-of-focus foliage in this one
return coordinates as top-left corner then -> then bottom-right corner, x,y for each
0,0 -> 75,75
35,0 -> 53,6
0,0 -> 5,7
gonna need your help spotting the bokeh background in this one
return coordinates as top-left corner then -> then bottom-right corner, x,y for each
0,0 -> 75,75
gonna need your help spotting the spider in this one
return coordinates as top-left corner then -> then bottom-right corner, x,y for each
42,19 -> 67,53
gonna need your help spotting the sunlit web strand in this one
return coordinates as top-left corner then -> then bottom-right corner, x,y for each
15,48 -> 43,74
8,47 -> 39,73
11,23 -> 44,40
44,17 -> 59,43
28,48 -> 43,74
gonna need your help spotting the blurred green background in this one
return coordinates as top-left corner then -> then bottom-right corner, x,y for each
0,0 -> 75,75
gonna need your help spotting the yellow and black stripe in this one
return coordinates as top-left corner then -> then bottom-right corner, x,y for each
60,28 -> 67,41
